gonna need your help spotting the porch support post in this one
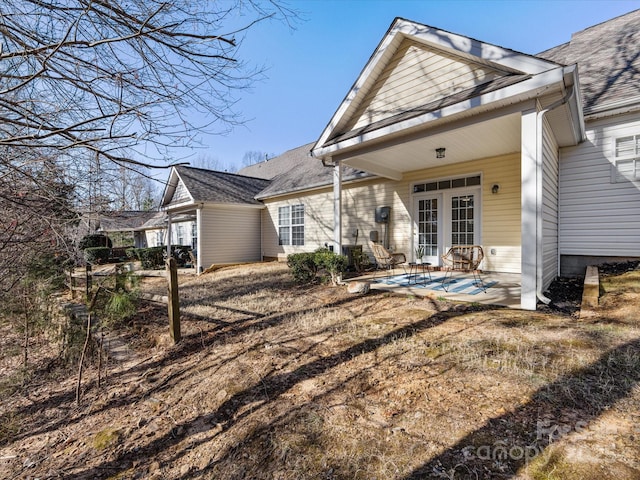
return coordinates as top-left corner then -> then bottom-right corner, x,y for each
333,159 -> 342,255
166,212 -> 173,260
521,107 -> 538,310
196,206 -> 203,274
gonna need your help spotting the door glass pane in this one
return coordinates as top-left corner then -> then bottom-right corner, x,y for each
451,194 -> 475,245
418,198 -> 438,256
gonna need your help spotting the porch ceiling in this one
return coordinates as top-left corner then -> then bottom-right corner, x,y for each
337,112 -> 521,180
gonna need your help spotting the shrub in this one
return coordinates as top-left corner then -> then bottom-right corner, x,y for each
110,246 -> 132,262
287,249 -> 347,285
315,249 -> 348,286
79,233 -> 112,250
287,252 -> 318,284
131,246 -> 165,269
84,247 -> 111,264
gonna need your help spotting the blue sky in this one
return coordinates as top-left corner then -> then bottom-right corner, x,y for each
176,0 -> 639,172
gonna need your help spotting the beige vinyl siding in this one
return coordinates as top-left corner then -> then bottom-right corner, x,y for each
261,189 -> 333,259
262,179 -> 402,260
559,113 -> 640,257
199,206 -> 261,267
542,118 -> 560,289
263,154 -> 521,273
347,39 -> 502,131
401,153 -> 522,273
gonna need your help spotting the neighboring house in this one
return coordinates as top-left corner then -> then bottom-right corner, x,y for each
161,11 -> 640,310
97,210 -> 163,248
98,209 -> 198,252
160,166 -> 271,272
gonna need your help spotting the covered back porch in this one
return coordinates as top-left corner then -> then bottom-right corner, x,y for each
311,18 -> 584,310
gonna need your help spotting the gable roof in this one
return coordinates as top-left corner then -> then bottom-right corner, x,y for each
538,9 -> 640,115
313,17 -> 565,157
161,166 -> 271,209
98,211 -> 159,232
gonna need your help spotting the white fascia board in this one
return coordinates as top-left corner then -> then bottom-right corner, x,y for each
160,167 -> 179,206
313,67 -> 566,159
564,65 -> 586,143
161,200 -> 194,213
202,202 -> 266,210
257,175 -> 377,202
313,20 -> 401,152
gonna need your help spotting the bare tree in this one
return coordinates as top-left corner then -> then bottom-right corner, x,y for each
0,0 -> 297,167
242,150 -> 274,167
0,1 -> 297,372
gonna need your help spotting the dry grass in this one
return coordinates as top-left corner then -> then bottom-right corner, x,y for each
0,262 -> 639,479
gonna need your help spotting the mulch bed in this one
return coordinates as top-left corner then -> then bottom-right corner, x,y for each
540,261 -> 640,316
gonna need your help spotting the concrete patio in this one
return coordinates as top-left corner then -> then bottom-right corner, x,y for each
348,269 -> 522,309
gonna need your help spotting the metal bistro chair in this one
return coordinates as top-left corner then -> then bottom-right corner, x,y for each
368,241 -> 407,279
441,245 -> 486,292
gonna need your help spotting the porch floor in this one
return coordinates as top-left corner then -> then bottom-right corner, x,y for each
349,268 -> 521,308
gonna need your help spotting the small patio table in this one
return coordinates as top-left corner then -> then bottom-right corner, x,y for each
407,262 -> 432,285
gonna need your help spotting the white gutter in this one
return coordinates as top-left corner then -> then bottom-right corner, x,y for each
535,75 -> 576,304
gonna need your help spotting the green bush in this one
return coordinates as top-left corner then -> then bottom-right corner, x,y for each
79,233 -> 112,250
131,246 -> 165,269
84,247 -> 111,264
287,249 -> 347,285
315,248 -> 348,286
287,252 -> 318,284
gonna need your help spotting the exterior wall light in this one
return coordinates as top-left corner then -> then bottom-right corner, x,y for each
492,184 -> 500,194
435,147 -> 446,158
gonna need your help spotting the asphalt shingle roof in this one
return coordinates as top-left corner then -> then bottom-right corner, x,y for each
98,211 -> 159,232
238,143 -> 315,180
539,9 -> 640,113
239,144 -> 373,200
173,166 -> 271,205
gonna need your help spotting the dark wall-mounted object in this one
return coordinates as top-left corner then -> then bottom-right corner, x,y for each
375,206 -> 390,223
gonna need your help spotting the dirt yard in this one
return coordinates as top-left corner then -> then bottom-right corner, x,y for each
1,262 -> 639,479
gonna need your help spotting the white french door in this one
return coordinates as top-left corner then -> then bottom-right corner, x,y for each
414,188 -> 481,266
415,195 -> 441,265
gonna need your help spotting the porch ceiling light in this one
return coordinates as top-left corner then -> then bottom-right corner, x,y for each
435,147 -> 446,159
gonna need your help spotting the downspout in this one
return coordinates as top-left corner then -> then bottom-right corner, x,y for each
535,78 -> 575,304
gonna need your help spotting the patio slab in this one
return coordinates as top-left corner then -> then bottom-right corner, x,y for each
349,269 -> 521,308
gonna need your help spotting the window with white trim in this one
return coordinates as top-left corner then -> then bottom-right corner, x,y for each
176,225 -> 184,245
612,135 -> 640,183
278,204 -> 304,246
191,222 -> 197,250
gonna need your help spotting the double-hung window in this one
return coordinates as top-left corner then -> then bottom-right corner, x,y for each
191,222 -> 197,250
278,204 -> 304,246
612,135 -> 640,183
176,225 -> 184,245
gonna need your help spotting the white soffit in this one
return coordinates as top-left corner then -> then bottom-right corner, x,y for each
340,112 -> 521,179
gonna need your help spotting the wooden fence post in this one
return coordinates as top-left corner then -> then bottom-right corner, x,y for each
166,257 -> 181,343
85,264 -> 92,300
